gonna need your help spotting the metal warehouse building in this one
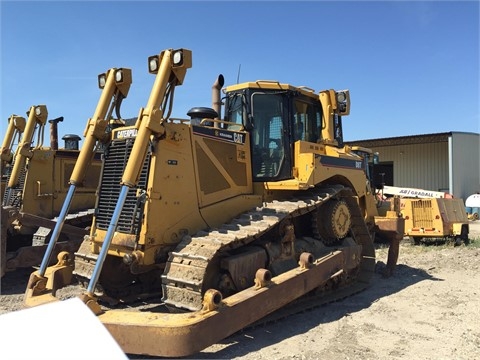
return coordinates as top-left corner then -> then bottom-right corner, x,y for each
347,131 -> 480,201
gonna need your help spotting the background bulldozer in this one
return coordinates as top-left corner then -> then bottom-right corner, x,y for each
25,48 -> 403,357
1,106 -> 102,277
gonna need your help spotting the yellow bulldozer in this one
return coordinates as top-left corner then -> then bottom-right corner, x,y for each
25,48 -> 403,357
0,105 -> 105,278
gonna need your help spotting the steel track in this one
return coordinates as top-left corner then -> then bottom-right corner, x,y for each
162,184 -> 375,311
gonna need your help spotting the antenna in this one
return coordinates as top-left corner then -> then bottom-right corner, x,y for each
236,64 -> 241,84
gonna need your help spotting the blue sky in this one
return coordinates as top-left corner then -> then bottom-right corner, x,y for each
1,1 -> 479,147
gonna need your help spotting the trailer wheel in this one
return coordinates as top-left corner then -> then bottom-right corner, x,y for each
460,224 -> 469,245
454,236 -> 463,247
410,236 -> 422,245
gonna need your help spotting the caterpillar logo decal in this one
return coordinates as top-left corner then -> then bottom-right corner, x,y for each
319,155 -> 364,170
114,128 -> 138,139
192,125 -> 246,144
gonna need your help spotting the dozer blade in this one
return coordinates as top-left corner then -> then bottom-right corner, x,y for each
24,251 -> 74,307
100,250 -> 355,358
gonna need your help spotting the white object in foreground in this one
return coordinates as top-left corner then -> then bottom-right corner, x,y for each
0,297 -> 127,359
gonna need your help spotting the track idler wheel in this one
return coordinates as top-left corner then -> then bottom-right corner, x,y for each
313,199 -> 351,245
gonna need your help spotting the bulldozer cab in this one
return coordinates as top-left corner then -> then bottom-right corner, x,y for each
224,82 -> 326,182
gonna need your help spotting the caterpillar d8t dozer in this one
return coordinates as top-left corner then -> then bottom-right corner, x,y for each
0,107 -> 99,277
25,48 -> 402,357
2,70 -> 131,278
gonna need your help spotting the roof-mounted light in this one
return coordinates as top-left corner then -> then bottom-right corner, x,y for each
335,89 -> 350,115
35,106 -> 42,116
336,91 -> 347,103
115,69 -> 124,83
98,73 -> 107,89
148,55 -> 159,74
173,50 -> 183,66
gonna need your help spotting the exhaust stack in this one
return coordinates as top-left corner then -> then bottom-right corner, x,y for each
48,117 -> 64,150
211,74 -> 224,127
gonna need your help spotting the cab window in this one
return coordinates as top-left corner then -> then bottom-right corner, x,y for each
250,93 -> 285,179
294,99 -> 322,143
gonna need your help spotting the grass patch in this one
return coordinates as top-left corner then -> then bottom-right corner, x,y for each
468,236 -> 480,248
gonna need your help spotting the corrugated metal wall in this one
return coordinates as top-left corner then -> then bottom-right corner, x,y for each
349,132 -> 479,200
372,142 -> 449,192
451,133 -> 480,199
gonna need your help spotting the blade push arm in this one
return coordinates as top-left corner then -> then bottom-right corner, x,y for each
7,106 -> 47,188
1,115 -> 26,165
36,68 -> 132,276
70,68 -> 132,185
84,48 -> 191,301
122,48 -> 191,186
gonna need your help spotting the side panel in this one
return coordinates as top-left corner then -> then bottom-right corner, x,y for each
437,198 -> 469,223
314,146 -> 369,198
21,150 -> 54,218
192,125 -> 261,228
10,149 -> 100,219
142,123 -> 207,249
191,125 -> 253,208
53,150 -> 101,214
267,141 -> 368,196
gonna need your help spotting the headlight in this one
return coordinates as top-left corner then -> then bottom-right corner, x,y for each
115,69 -> 124,83
148,55 -> 159,73
35,106 -> 42,116
173,50 -> 183,66
98,73 -> 107,89
336,91 -> 347,103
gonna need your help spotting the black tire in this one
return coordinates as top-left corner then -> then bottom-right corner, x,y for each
410,236 -> 422,245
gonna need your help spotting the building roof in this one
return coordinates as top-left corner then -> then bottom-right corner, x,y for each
345,131 -> 478,147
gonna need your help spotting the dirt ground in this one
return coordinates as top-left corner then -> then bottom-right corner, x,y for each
1,221 -> 479,360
